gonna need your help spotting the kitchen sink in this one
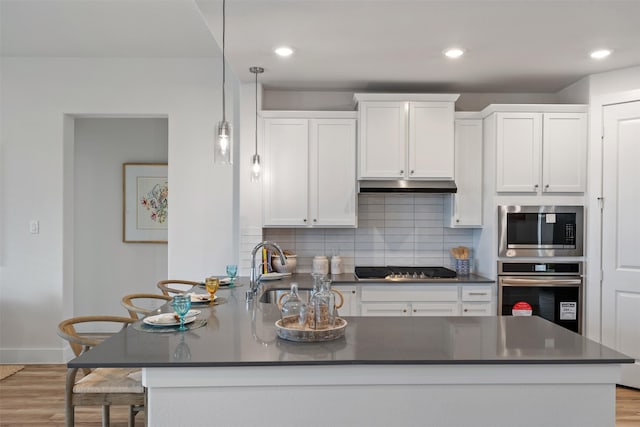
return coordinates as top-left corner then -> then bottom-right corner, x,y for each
259,288 -> 312,304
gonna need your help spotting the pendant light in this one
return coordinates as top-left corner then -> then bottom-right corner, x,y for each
249,66 -> 264,180
215,0 -> 232,164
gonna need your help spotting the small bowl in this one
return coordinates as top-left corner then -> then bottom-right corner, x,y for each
272,255 -> 297,273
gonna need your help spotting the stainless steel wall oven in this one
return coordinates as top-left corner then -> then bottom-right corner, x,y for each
498,261 -> 583,334
498,205 -> 584,258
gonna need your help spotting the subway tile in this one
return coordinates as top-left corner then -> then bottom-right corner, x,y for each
384,227 -> 415,236
414,256 -> 447,266
384,234 -> 415,244
384,211 -> 414,221
357,211 -> 385,221
414,195 -> 444,205
385,203 -> 414,213
414,211 -> 444,221
384,219 -> 415,228
359,203 -> 385,213
358,219 -> 385,228
385,241 -> 414,251
415,219 -> 444,228
354,256 -> 385,266
384,255 -> 415,265
414,242 -> 444,251
384,194 -> 414,205
325,242 -> 355,254
358,194 -> 385,205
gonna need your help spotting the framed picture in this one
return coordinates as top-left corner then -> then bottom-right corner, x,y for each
123,163 -> 168,243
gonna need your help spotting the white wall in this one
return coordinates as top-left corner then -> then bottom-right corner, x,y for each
73,118 -> 168,317
263,89 -> 560,112
0,57 -> 239,363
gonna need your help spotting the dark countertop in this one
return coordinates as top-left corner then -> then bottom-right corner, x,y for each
293,272 -> 494,286
68,277 -> 632,369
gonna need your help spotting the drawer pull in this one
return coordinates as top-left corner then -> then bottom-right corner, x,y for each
468,292 -> 487,296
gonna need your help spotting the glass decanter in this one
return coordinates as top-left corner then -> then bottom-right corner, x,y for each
310,277 -> 335,329
280,283 -> 303,327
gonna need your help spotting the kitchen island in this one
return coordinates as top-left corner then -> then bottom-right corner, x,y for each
69,276 -> 632,427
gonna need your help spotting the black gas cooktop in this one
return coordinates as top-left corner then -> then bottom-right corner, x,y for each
354,266 -> 457,282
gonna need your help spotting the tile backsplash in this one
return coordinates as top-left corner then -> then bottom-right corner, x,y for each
263,194 -> 473,274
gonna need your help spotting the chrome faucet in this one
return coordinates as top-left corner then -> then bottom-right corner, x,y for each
246,241 -> 287,301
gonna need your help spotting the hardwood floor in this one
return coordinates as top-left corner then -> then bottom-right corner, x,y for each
0,365 -> 145,426
1,365 -> 639,426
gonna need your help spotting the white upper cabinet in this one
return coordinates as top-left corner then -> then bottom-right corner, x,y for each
495,110 -> 587,194
354,94 -> 459,180
446,117 -> 483,227
542,113 -> 588,193
409,102 -> 455,179
357,101 -> 406,178
263,118 -> 309,226
263,112 -> 357,227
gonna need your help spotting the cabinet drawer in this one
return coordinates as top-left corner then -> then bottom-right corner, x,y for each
461,302 -> 493,316
461,286 -> 492,302
411,302 -> 460,316
361,303 -> 411,316
361,286 -> 458,302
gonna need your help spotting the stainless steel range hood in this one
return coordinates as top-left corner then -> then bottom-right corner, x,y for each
358,180 -> 457,193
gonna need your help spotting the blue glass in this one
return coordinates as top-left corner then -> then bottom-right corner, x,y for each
172,295 -> 191,331
226,264 -> 238,287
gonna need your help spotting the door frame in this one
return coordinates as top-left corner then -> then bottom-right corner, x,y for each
585,89 -> 640,342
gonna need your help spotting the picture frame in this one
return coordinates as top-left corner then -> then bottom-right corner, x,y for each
123,163 -> 168,243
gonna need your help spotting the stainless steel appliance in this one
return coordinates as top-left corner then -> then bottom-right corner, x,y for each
498,205 -> 584,257
498,261 -> 583,333
354,266 -> 457,282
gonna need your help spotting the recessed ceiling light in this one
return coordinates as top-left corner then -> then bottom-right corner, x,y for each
590,49 -> 612,59
274,46 -> 294,57
444,48 -> 465,59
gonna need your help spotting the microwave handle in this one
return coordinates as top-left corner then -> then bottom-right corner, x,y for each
501,278 -> 582,286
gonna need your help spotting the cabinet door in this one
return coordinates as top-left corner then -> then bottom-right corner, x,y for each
310,119 -> 357,227
411,302 -> 460,316
496,113 -> 541,193
448,119 -> 483,227
361,302 -> 411,316
334,285 -> 358,317
358,101 -> 406,178
542,113 -> 587,193
263,118 -> 309,226
409,102 -> 455,179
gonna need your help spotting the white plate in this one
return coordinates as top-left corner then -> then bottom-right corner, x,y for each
143,310 -> 200,327
259,272 -> 292,281
219,277 -> 231,285
189,293 -> 217,303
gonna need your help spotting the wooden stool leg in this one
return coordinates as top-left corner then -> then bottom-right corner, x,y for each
65,368 -> 76,427
128,405 -> 135,427
102,405 -> 110,427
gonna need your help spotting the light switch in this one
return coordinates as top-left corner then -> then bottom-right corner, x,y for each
29,220 -> 39,234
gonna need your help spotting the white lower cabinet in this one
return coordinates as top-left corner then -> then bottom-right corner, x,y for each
358,284 -> 494,317
334,285 -> 358,317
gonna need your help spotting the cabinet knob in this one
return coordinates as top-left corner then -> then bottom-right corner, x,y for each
303,219 -> 307,222
534,184 -> 539,190
400,170 -> 404,175
413,309 -> 417,313
313,219 -> 317,223
403,309 -> 407,313
410,170 -> 414,175
464,309 -> 468,312
456,219 -> 460,223
544,184 -> 550,190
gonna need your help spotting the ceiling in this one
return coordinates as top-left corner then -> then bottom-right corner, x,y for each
2,0 -> 639,93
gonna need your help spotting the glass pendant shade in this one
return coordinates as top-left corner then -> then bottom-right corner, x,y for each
251,153 -> 261,179
215,120 -> 232,164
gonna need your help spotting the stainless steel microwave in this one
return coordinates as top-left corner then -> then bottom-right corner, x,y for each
498,205 -> 584,257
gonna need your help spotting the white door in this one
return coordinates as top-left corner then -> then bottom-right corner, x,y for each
602,100 -> 640,388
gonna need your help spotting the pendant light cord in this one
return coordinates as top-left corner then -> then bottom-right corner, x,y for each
221,0 -> 226,122
255,70 -> 258,153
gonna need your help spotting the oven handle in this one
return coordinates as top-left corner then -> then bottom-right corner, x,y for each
500,278 -> 582,286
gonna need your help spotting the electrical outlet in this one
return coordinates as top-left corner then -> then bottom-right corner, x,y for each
29,220 -> 39,234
